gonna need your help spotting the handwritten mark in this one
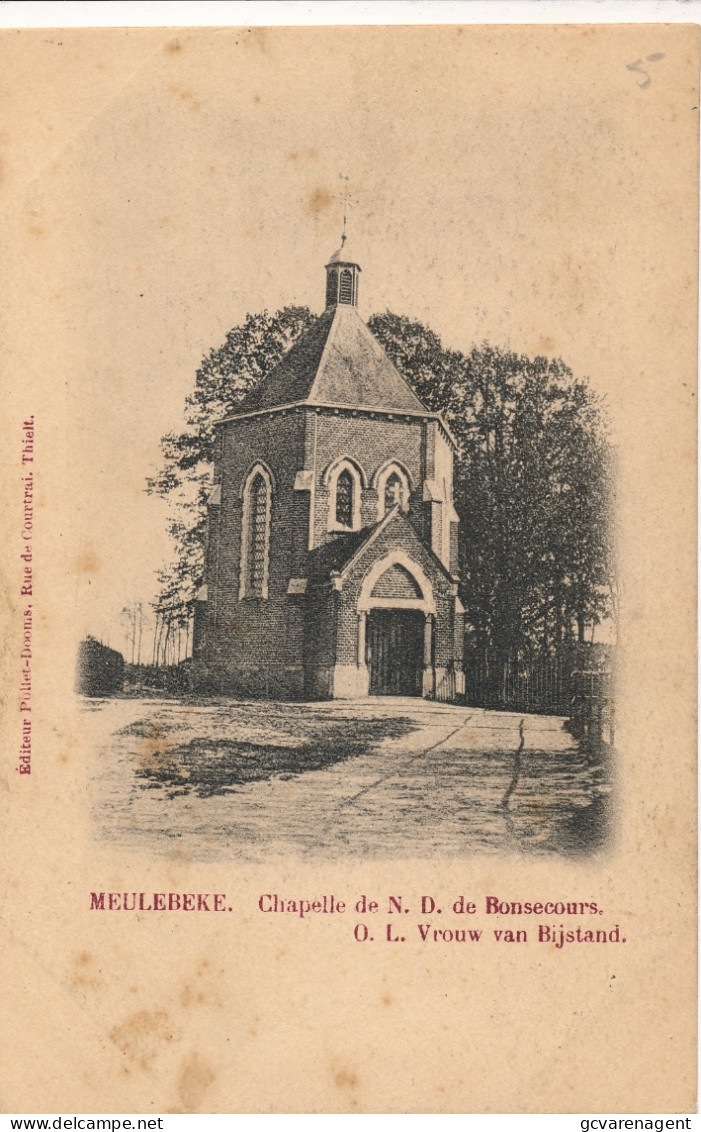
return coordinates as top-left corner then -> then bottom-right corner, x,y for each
627,53 -> 665,90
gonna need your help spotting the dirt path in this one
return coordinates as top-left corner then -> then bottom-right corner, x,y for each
84,695 -> 611,860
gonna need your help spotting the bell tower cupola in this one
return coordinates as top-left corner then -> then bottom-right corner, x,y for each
325,234 -> 361,309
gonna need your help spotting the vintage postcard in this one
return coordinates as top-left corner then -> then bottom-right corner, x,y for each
1,19 -> 697,1115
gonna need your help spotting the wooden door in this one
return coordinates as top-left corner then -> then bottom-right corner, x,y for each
366,610 -> 423,696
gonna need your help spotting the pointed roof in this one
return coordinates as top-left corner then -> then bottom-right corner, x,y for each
327,234 -> 359,266
306,519 -> 379,584
229,304 -> 427,417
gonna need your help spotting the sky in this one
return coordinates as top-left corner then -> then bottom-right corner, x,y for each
3,19 -> 696,656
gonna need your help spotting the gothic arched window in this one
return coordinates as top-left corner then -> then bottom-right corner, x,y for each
239,464 -> 273,599
335,468 -> 354,527
247,474 -> 268,593
384,472 -> 403,512
374,462 -> 411,520
324,457 -> 365,532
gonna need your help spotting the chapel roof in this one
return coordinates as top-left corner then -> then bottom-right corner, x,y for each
306,520 -> 376,584
306,507 -> 456,587
230,302 -> 427,416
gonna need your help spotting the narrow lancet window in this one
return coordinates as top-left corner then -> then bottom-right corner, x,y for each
384,472 -> 403,512
240,464 -> 273,599
248,474 -> 268,594
375,463 -> 411,519
335,468 -> 354,527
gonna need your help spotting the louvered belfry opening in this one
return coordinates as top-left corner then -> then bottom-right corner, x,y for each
325,271 -> 338,308
339,268 -> 353,304
325,245 -> 360,309
326,264 -> 359,307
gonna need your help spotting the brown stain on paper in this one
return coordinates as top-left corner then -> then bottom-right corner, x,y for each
169,86 -> 201,113
307,187 -> 333,216
134,728 -> 183,783
69,950 -> 101,990
109,1009 -> 177,1072
179,981 -> 221,1010
175,1052 -> 216,1113
334,1068 -> 359,1089
243,28 -> 269,55
179,955 -> 223,1010
287,148 -> 320,164
74,546 -> 100,574
333,1067 -> 360,1110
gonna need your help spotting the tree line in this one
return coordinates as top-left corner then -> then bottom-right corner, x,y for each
147,306 -> 615,661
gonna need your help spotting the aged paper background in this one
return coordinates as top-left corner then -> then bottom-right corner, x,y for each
1,23 -> 697,1113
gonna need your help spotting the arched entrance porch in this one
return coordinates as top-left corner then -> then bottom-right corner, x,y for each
357,551 -> 435,698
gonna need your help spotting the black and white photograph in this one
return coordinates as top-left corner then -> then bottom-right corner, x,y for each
2,12 -> 696,1116
70,29 -> 620,863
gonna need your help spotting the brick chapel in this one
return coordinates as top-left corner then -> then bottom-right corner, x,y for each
193,238 -> 465,700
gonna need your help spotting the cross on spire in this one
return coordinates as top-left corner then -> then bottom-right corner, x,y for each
338,174 -> 357,245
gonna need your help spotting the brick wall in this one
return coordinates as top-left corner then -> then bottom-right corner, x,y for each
303,588 -> 337,697
207,409 -> 308,688
207,597 -> 306,699
201,404 -> 462,699
216,409 -> 308,601
311,412 -> 425,547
